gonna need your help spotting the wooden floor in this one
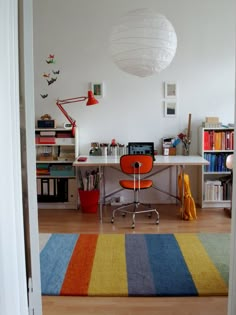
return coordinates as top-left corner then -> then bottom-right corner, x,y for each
39,204 -> 231,315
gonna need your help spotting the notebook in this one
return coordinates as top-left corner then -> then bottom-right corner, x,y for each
128,142 -> 155,160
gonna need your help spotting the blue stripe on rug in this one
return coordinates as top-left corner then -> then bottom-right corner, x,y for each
125,234 -> 156,296
145,234 -> 198,296
40,233 -> 78,295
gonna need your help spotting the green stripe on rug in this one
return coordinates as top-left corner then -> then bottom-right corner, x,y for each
197,233 -> 230,284
175,233 -> 228,296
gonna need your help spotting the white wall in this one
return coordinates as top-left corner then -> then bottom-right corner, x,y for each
33,0 -> 235,203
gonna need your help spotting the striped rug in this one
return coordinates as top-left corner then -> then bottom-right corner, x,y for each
39,233 -> 229,296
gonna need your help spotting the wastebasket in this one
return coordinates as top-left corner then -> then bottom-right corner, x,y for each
78,189 -> 99,213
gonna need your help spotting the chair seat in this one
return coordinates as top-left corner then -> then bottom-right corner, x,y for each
120,179 -> 153,190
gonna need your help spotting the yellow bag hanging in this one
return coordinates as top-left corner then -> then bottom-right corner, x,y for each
178,173 -> 197,220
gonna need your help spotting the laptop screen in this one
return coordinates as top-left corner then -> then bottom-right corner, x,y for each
128,142 -> 155,159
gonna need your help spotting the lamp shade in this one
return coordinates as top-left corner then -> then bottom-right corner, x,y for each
226,154 -> 234,170
86,90 -> 99,105
110,8 -> 177,77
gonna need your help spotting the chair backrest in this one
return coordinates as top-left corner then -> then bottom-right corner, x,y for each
120,154 -> 153,175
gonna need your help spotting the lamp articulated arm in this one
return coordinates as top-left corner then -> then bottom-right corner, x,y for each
55,91 -> 98,136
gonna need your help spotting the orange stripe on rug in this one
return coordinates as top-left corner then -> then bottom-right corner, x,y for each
60,234 -> 98,295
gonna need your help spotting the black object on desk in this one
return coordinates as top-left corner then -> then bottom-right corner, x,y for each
128,142 -> 155,160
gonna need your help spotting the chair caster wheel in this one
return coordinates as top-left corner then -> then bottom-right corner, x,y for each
111,218 -> 114,224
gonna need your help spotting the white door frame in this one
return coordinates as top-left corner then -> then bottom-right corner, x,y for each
20,0 -> 42,314
0,0 -> 29,315
0,0 -> 42,315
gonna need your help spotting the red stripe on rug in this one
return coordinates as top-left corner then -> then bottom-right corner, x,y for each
60,234 -> 98,295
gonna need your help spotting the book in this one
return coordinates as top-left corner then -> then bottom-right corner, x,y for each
202,122 -> 222,128
204,131 -> 210,150
205,117 -> 219,123
40,131 -> 56,136
39,137 -> 56,144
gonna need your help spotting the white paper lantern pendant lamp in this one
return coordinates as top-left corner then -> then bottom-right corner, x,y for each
110,8 -> 177,77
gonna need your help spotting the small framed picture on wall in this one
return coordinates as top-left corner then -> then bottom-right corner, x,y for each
164,100 -> 177,117
90,82 -> 104,98
164,81 -> 177,98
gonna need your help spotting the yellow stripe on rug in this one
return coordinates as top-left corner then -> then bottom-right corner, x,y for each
88,234 -> 128,296
175,233 -> 228,296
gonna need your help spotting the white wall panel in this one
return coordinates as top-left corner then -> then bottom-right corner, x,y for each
33,0 -> 235,202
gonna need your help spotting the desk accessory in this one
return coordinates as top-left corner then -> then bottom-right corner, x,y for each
77,157 -> 87,162
37,119 -> 56,128
128,142 -> 155,160
56,90 -> 99,136
37,113 -> 56,128
178,113 -> 192,155
64,122 -> 72,129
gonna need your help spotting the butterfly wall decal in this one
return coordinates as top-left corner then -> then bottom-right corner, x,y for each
40,94 -> 48,99
43,73 -> 50,78
47,77 -> 57,85
52,70 -> 60,75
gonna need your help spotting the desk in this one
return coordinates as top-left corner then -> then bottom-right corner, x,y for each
73,155 -> 209,221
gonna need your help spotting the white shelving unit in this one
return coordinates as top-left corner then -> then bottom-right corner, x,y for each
198,127 -> 234,208
35,127 -> 79,209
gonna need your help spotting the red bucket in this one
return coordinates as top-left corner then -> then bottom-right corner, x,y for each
78,189 -> 99,213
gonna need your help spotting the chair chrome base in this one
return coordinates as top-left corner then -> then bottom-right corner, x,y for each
111,202 -> 159,229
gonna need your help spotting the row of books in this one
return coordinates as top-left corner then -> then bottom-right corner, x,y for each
203,153 -> 231,172
37,178 -> 77,203
35,137 -> 75,145
202,122 -> 222,128
203,130 -> 234,151
37,178 -> 69,202
36,163 -> 75,177
36,146 -> 75,161
204,178 -> 232,201
37,130 -> 72,137
35,130 -> 74,144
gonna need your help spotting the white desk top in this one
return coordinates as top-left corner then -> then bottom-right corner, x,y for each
73,155 -> 209,167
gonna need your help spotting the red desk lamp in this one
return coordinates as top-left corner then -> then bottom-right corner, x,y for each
56,90 -> 99,136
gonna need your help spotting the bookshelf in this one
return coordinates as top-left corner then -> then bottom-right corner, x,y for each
35,127 -> 79,209
198,127 -> 234,208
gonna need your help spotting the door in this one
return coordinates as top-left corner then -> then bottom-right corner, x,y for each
19,0 -> 42,314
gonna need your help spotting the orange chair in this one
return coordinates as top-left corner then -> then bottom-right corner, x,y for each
111,154 -> 160,228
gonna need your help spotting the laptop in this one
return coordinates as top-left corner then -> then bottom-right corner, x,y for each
128,142 -> 155,160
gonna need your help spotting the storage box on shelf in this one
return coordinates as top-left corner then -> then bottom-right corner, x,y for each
35,127 -> 79,209
198,127 -> 234,208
